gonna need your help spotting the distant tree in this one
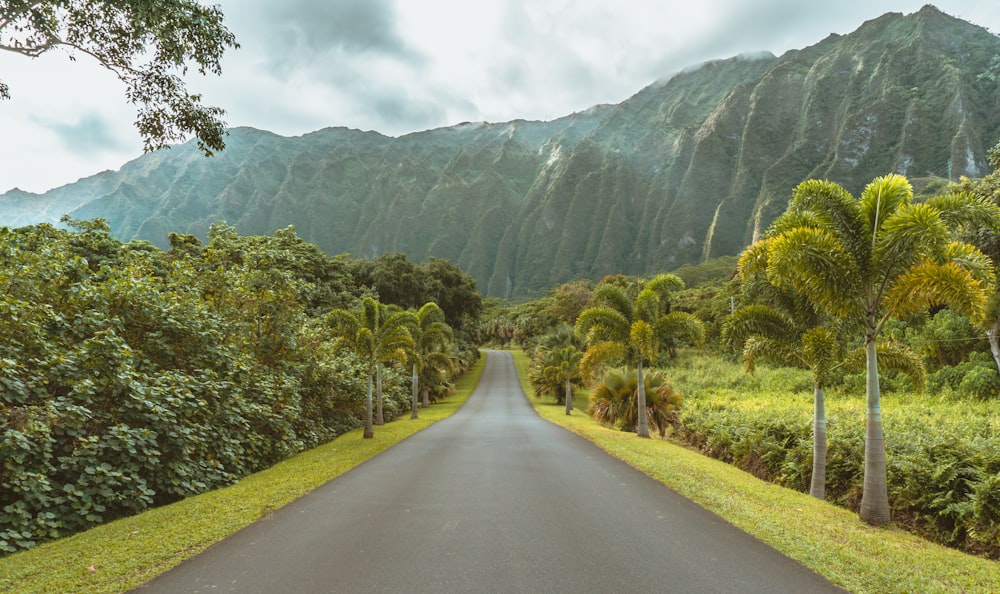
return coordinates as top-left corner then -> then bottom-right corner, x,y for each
575,274 -> 703,437
530,346 -> 583,414
742,174 -> 996,524
0,0 -> 239,155
420,257 -> 483,330
588,369 -> 683,437
326,297 -> 415,438
407,302 -> 455,418
547,279 -> 594,325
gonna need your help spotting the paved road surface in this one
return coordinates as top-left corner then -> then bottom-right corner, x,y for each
136,350 -> 845,593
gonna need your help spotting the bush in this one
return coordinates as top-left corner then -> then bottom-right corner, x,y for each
672,354 -> 1000,558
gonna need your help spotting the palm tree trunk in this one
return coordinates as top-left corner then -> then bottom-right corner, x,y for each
988,317 -> 1000,375
411,363 -> 419,419
859,338 -> 890,525
809,383 -> 826,500
364,372 -> 374,439
376,365 -> 385,425
636,358 -> 650,438
564,378 -> 572,415
422,388 -> 430,408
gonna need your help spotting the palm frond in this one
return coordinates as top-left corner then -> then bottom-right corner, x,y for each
767,227 -> 861,317
800,326 -> 841,387
885,260 -> 988,324
634,287 -> 660,323
630,320 -> 655,360
737,240 -> 771,277
580,341 -> 625,381
591,284 -> 633,319
575,305 -> 630,343
874,202 -> 948,276
646,273 -> 685,295
925,190 -> 1000,231
840,341 -> 927,392
789,179 -> 867,257
943,242 -> 995,289
721,304 -> 796,352
741,336 -> 800,373
656,311 -> 706,346
860,173 -> 913,236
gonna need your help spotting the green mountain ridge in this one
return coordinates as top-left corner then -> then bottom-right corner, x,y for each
3,5 -> 998,298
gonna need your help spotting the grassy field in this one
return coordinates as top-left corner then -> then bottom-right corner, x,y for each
0,355 -> 485,594
510,350 -> 1000,594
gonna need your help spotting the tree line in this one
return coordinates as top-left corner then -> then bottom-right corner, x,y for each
0,219 -> 481,554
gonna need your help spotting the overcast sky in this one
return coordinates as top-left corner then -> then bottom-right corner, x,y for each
2,1 -> 1000,194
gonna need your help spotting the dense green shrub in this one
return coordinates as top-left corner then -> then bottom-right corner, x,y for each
0,222 -> 434,554
671,355 -> 1000,558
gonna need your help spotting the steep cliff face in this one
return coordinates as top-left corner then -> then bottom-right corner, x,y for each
3,6 -> 998,298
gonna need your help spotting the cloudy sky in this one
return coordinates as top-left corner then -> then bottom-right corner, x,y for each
2,0 -> 1000,194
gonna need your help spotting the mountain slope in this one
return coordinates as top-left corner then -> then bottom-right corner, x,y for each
2,5 -> 998,298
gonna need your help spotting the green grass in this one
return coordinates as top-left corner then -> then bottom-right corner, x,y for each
0,355 -> 486,594
510,349 -> 1000,594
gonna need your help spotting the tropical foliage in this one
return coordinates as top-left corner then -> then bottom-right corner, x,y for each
587,369 -> 683,438
671,353 -> 1000,558
575,274 -> 704,437
0,221 -> 478,554
740,174 -> 998,525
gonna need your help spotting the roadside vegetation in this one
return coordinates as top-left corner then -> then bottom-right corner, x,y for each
489,165 -> 1000,565
511,351 -> 1000,593
6,153 -> 1000,592
0,220 -> 481,554
0,356 -> 483,593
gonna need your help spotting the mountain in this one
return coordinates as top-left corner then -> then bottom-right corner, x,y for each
3,5 -> 999,298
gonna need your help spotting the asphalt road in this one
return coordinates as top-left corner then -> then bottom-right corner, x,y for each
135,350 -> 845,593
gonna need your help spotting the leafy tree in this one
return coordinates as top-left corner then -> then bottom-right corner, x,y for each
741,174 -> 996,524
546,279 -> 594,325
575,274 -> 704,437
0,0 -> 239,154
326,297 -> 415,438
407,302 -> 455,418
420,257 -> 483,331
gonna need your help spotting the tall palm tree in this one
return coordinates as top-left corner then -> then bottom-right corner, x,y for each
575,274 -> 704,437
408,302 -> 455,419
741,174 -> 996,524
327,297 -> 415,438
723,305 -> 838,499
723,305 -> 924,499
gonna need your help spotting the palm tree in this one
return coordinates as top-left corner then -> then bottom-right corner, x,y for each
723,305 -> 924,499
741,174 -> 996,524
588,369 -> 683,437
327,297 -> 415,438
723,305 -> 838,499
575,274 -> 704,437
408,302 -> 455,419
531,346 -> 583,414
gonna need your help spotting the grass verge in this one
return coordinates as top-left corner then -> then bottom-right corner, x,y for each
510,349 -> 1000,594
0,354 -> 486,594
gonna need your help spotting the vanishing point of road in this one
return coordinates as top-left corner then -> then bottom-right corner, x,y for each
136,350 -> 845,593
